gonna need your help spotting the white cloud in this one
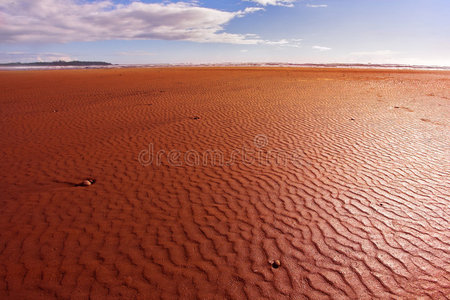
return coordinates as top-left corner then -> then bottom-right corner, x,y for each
312,45 -> 331,51
350,50 -> 398,56
240,7 -> 266,14
0,0 -> 266,44
265,38 -> 302,47
245,0 -> 298,7
306,4 -> 328,8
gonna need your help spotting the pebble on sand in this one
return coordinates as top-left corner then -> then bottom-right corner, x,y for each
79,178 -> 96,186
193,116 -> 200,120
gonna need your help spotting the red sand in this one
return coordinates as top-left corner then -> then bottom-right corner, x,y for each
0,68 -> 449,299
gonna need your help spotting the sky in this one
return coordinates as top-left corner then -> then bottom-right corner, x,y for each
0,0 -> 449,65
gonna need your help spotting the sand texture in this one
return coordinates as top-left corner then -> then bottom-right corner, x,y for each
0,68 -> 449,299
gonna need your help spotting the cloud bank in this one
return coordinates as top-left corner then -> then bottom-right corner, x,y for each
0,0 -> 270,44
245,0 -> 298,7
0,51 -> 73,62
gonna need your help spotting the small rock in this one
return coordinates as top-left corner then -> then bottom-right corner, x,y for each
193,116 -> 200,120
269,259 -> 281,269
79,178 -> 96,187
350,118 -> 355,121
81,180 -> 91,186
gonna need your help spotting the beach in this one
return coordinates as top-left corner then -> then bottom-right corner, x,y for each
0,67 -> 449,299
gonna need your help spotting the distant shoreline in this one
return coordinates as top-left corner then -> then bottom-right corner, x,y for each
1,62 -> 449,71
0,60 -> 111,67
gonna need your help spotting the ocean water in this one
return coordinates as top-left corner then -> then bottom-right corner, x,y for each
1,63 -> 449,71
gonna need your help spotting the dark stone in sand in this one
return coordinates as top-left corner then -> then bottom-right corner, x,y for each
269,259 -> 281,269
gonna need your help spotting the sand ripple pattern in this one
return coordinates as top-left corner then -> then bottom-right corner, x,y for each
0,68 -> 449,299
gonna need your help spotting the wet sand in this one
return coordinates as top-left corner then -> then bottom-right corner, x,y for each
0,67 -> 449,299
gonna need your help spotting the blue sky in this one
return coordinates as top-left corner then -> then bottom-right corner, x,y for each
0,0 -> 449,65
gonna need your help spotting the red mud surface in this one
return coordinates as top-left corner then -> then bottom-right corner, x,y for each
0,68 -> 449,299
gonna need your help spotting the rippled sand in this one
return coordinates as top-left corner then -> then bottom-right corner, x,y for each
0,68 -> 449,299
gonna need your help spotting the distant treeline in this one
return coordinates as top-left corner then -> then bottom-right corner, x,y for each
0,60 -> 112,66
